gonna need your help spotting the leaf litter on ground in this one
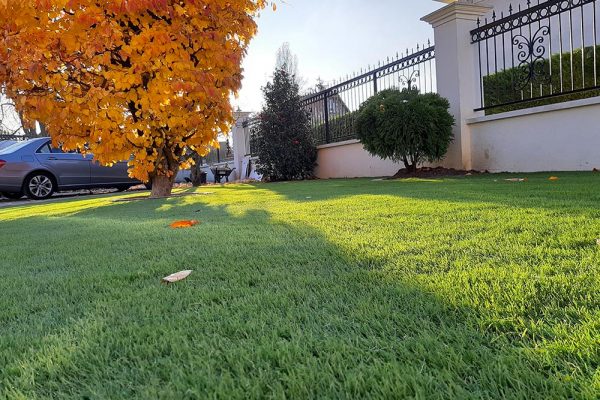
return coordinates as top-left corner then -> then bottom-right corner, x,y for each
161,270 -> 193,284
170,220 -> 200,229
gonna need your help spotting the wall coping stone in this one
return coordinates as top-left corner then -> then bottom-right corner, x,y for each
466,96 -> 600,124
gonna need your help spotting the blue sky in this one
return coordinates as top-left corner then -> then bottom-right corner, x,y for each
234,0 -> 441,112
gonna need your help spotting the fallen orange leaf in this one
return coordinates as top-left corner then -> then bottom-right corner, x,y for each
549,176 -> 560,181
162,270 -> 193,284
170,220 -> 200,229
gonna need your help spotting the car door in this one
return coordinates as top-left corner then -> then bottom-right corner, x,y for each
34,141 -> 91,187
90,158 -> 137,185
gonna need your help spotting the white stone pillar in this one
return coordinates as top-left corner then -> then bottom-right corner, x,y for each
422,1 -> 492,170
231,111 -> 252,181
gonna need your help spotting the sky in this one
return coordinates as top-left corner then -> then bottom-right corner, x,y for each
233,0 -> 441,112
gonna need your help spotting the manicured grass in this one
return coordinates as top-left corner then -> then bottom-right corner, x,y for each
0,173 -> 599,399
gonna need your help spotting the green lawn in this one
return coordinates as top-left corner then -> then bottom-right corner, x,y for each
0,174 -> 599,399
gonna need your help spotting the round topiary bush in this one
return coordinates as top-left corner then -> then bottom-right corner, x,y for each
355,89 -> 454,173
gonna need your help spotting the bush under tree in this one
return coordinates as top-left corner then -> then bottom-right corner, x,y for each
356,89 -> 454,173
253,68 -> 317,181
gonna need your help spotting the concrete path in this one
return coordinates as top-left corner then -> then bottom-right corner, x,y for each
0,188 -> 148,209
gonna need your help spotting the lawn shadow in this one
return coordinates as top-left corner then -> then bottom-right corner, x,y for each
0,197 -> 593,398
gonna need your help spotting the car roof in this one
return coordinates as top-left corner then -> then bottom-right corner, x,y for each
0,137 -> 50,155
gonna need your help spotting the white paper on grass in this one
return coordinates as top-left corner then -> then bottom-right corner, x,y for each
162,270 -> 193,284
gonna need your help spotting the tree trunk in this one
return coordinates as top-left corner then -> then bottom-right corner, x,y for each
404,161 -> 418,174
190,153 -> 204,187
402,157 -> 417,174
150,171 -> 178,198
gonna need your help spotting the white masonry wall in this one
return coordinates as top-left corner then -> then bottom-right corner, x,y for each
468,97 -> 600,172
315,140 -> 402,179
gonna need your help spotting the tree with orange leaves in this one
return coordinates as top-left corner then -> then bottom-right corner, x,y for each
0,0 -> 270,197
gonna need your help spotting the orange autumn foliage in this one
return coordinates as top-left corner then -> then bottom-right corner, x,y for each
170,220 -> 200,228
0,0 -> 270,195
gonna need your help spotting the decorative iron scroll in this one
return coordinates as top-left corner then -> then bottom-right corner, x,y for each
471,0 -> 596,43
400,70 -> 420,90
512,25 -> 551,90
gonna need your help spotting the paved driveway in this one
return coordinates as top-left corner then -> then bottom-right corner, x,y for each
0,187 -> 147,208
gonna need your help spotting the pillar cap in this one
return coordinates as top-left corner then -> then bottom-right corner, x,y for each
422,1 -> 492,28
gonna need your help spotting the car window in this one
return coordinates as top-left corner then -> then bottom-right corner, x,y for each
0,140 -> 16,150
0,140 -> 32,155
36,143 -> 52,154
51,147 -> 65,154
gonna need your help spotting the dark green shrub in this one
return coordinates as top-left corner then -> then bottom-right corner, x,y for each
484,45 -> 600,114
253,68 -> 317,181
356,89 -> 454,173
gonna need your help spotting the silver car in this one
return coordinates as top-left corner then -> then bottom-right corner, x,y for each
0,138 -> 140,200
0,140 -> 17,150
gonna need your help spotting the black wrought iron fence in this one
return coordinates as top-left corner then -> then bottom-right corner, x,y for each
244,45 -> 436,150
300,45 -> 436,145
244,117 -> 260,156
0,133 -> 39,141
198,139 -> 234,166
472,0 -> 600,113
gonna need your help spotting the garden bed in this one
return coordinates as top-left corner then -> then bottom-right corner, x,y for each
392,166 -> 482,179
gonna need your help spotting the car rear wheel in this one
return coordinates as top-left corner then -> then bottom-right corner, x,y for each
1,191 -> 23,200
24,172 -> 55,200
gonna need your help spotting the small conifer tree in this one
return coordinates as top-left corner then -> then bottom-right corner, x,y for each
253,68 -> 317,181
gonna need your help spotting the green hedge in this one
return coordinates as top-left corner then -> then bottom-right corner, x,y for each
483,45 -> 600,114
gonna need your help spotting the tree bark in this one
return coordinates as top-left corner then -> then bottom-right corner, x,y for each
404,162 -> 418,173
403,154 -> 418,173
190,153 -> 204,187
150,170 -> 178,198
